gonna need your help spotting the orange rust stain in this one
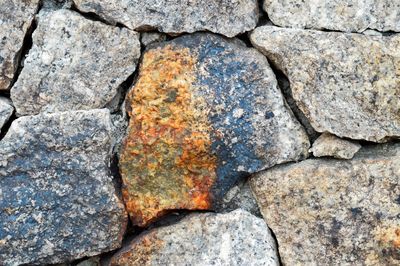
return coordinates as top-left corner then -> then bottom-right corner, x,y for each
119,45 -> 217,227
377,227 -> 400,248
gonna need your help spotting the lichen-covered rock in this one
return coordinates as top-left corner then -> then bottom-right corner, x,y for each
72,0 -> 259,38
119,33 -> 309,226
0,97 -> 13,132
0,0 -> 40,90
310,133 -> 361,159
250,26 -> 400,142
263,0 -> 400,32
11,9 -> 141,116
0,109 -> 127,265
110,210 -> 279,266
251,144 -> 400,265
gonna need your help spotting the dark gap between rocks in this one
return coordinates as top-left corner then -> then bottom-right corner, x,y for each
69,3 -> 127,28
268,226 -> 284,265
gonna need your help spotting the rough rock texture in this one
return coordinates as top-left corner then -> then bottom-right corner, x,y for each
310,133 -> 361,159
0,97 -> 13,132
0,0 -> 40,90
11,9 -> 141,116
263,0 -> 400,32
110,210 -> 279,266
251,144 -> 400,265
72,0 -> 259,38
0,109 -> 127,265
119,33 -> 309,226
251,26 -> 400,142
141,32 -> 167,47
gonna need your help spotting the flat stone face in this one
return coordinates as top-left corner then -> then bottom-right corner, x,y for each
119,33 -> 309,226
0,109 -> 127,265
110,210 -> 279,266
251,144 -> 400,265
0,97 -> 13,132
310,133 -> 361,159
11,9 -> 141,116
0,0 -> 40,90
264,0 -> 400,32
250,26 -> 400,142
72,0 -> 259,38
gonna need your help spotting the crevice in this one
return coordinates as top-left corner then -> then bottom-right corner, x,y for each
268,226 -> 284,265
0,112 -> 16,141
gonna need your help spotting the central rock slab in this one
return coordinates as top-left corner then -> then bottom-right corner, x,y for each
120,33 -> 309,226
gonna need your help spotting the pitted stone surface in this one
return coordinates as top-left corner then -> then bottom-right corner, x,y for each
72,0 -> 259,38
310,133 -> 361,159
110,210 -> 279,266
251,144 -> 400,265
11,9 -> 140,116
0,97 -> 13,132
0,0 -> 40,90
251,26 -> 400,142
0,109 -> 127,265
263,0 -> 400,32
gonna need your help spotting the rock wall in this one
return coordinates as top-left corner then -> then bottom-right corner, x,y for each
0,1 -> 399,265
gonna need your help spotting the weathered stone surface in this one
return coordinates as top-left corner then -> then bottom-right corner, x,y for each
310,132 -> 361,159
0,109 -> 127,265
0,97 -> 13,132
11,9 -> 141,116
251,144 -> 400,265
110,210 -> 279,266
141,32 -> 167,47
119,33 -> 309,226
250,26 -> 400,142
0,0 -> 40,90
263,0 -> 400,32
73,0 -> 259,38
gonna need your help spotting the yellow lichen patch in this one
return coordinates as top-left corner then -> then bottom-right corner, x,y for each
119,45 -> 217,227
375,225 -> 400,249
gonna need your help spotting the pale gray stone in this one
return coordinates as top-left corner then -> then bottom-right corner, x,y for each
0,0 -> 40,90
250,26 -> 400,142
72,0 -> 260,38
0,97 -> 13,132
310,133 -> 361,159
0,109 -> 127,265
251,143 -> 400,265
141,32 -> 167,46
263,0 -> 400,32
11,9 -> 141,116
111,210 -> 279,266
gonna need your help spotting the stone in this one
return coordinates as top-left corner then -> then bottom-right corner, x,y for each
0,0 -> 40,90
310,132 -> 361,159
250,26 -> 400,142
119,33 -> 309,226
72,0 -> 259,38
11,9 -> 141,116
110,210 -> 279,266
0,109 -> 127,265
263,0 -> 400,32
141,32 -> 167,47
0,97 -> 13,132
250,143 -> 400,265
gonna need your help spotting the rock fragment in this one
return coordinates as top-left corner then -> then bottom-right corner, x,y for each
0,0 -> 40,90
11,9 -> 141,116
119,33 -> 309,226
251,144 -> 400,265
72,0 -> 259,38
0,97 -> 13,132
250,26 -> 400,142
310,133 -> 361,159
0,109 -> 127,265
141,32 -> 167,47
110,210 -> 279,266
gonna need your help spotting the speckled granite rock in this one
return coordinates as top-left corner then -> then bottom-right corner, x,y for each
263,0 -> 400,32
11,9 -> 140,116
0,97 -> 13,132
0,0 -> 40,90
72,0 -> 259,38
310,133 -> 361,159
251,26 -> 400,142
119,33 -> 309,226
0,109 -> 127,265
110,210 -> 279,266
141,32 -> 167,47
251,144 -> 400,265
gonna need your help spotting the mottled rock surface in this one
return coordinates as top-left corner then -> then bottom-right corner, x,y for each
251,144 -> 400,265
251,26 -> 400,142
11,9 -> 140,116
119,33 -> 309,226
73,0 -> 259,38
310,133 -> 361,159
111,210 -> 279,266
0,0 -> 40,90
263,0 -> 400,32
0,109 -> 127,265
0,97 -> 13,132
141,32 -> 167,47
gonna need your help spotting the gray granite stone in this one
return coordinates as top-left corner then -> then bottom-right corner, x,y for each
310,133 -> 361,159
0,97 -> 13,132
